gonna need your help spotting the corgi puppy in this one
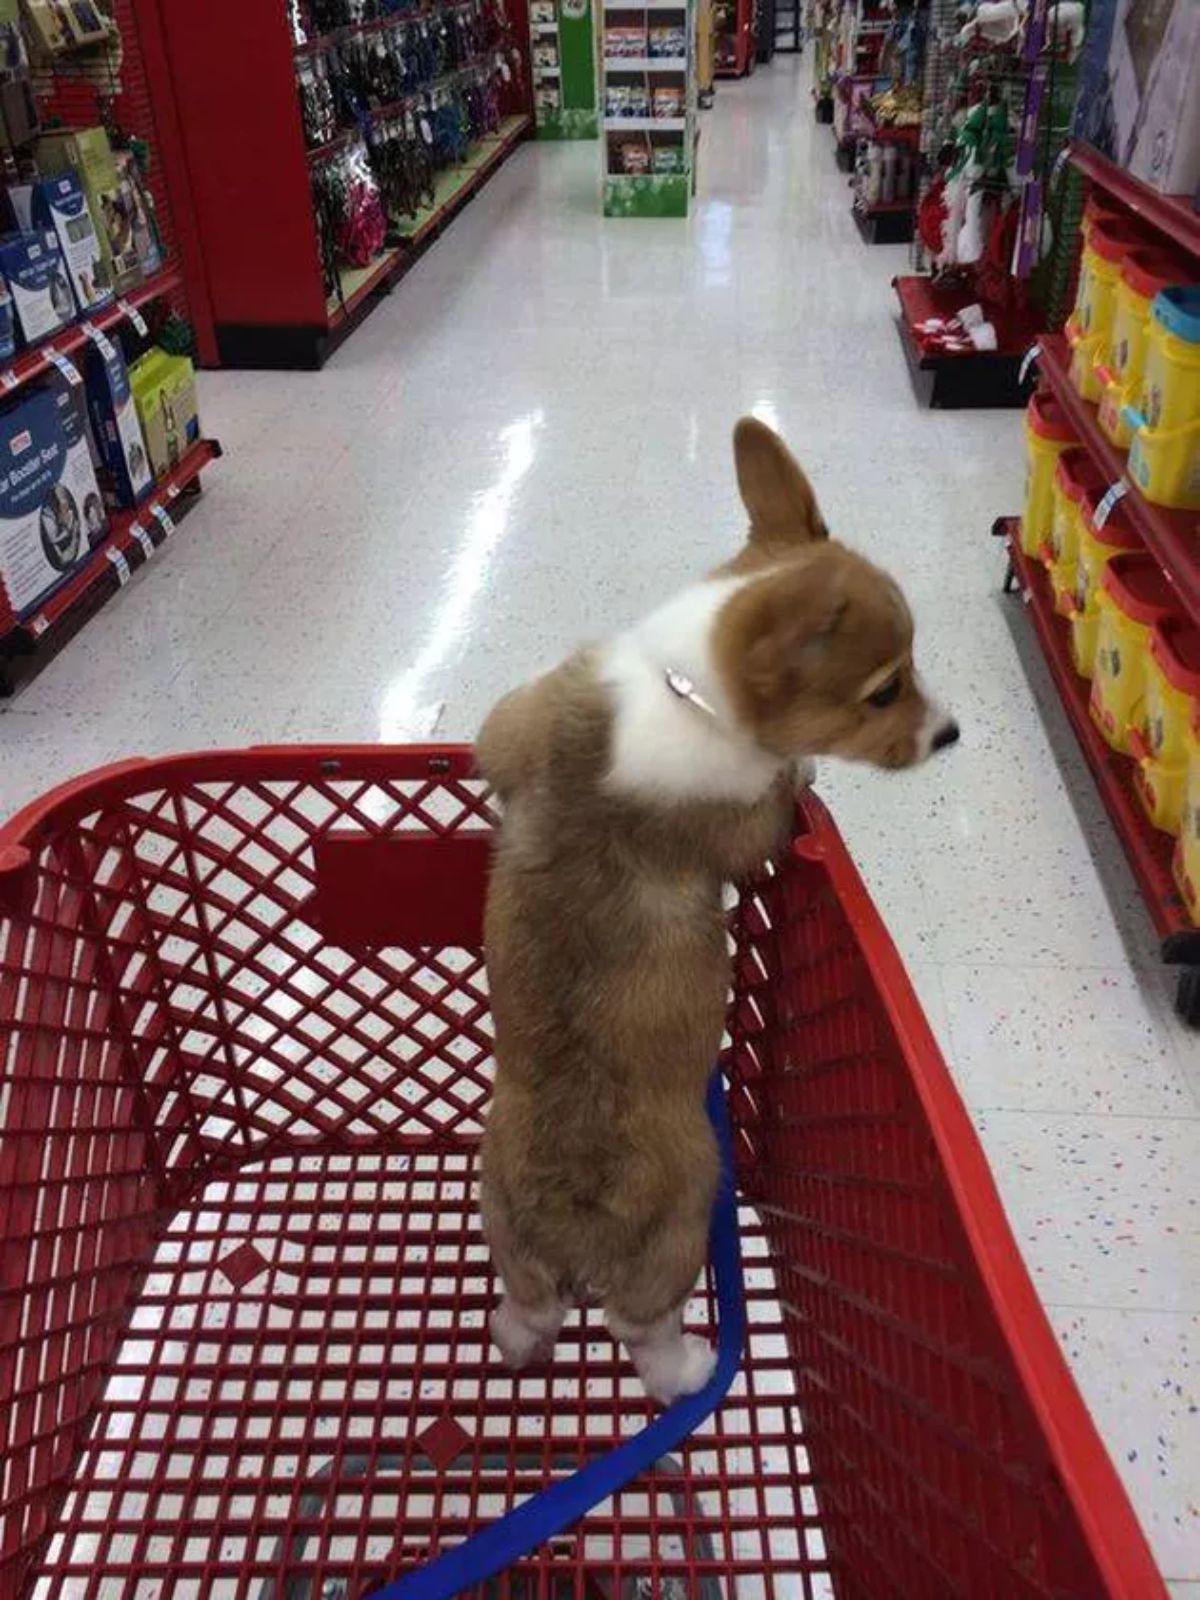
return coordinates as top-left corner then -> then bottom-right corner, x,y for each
476,418 -> 957,1403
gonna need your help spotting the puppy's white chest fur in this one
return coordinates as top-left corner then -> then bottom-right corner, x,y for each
600,578 -> 786,804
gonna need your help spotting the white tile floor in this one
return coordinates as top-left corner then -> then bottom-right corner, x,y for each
2,53 -> 1198,1589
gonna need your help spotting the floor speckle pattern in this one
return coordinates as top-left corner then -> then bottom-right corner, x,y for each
1,55 -> 1196,1586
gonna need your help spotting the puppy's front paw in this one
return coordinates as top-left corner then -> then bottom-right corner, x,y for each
638,1334 -> 717,1404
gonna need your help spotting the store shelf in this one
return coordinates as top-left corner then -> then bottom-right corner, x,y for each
853,198 -> 913,244
603,116 -> 686,131
0,268 -> 182,398
532,20 -> 559,29
1003,523 -> 1200,959
392,115 -> 532,244
0,439 -> 222,691
605,1 -> 686,9
1036,333 -> 1200,625
893,274 -> 1039,409
603,56 -> 688,69
1070,141 -> 1200,262
536,65 -> 561,74
321,116 -> 530,335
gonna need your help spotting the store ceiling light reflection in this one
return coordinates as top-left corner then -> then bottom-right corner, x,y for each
378,410 -> 543,742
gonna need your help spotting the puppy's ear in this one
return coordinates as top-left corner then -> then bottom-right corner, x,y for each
716,561 -> 847,714
733,417 -> 829,547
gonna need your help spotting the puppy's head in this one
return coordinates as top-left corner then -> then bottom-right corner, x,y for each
713,418 -> 958,770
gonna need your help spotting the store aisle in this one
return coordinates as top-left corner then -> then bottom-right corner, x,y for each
2,56 -> 1196,1586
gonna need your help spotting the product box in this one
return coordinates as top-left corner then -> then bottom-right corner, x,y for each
129,347 -> 199,479
0,375 -> 107,618
0,280 -> 14,362
1074,0 -> 1200,196
530,0 -> 555,19
605,25 -> 645,57
10,171 -> 112,314
85,327 -> 152,506
22,0 -> 107,55
0,75 -> 39,151
36,126 -> 142,291
0,229 -> 75,345
114,152 -> 163,277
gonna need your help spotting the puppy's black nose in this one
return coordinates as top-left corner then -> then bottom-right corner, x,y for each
932,720 -> 961,753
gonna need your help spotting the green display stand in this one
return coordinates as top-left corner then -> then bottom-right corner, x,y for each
531,0 -> 597,139
602,172 -> 689,216
600,0 -> 696,217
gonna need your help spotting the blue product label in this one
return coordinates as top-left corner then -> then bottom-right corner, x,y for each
0,389 -> 64,518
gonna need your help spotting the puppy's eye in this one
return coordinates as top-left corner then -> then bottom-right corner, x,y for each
866,673 -> 902,709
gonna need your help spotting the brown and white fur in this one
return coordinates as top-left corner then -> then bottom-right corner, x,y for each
476,418 -> 957,1403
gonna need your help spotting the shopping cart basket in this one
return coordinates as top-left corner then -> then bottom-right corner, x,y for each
0,745 -> 1165,1600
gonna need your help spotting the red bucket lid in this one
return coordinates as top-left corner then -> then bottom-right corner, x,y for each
1088,216 -> 1144,265
1150,616 -> 1200,698
1055,448 -> 1107,504
1121,247 -> 1193,302
1027,388 -> 1076,444
1101,552 -> 1176,623
1080,487 -> 1142,550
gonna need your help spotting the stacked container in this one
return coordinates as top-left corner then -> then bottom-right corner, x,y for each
1070,489 -> 1143,678
1021,390 -> 1077,559
1126,287 -> 1200,511
1089,553 -> 1176,754
1066,215 -> 1142,403
1097,249 -> 1190,449
1131,618 -> 1200,834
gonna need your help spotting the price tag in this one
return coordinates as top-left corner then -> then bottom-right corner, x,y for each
1018,343 -> 1039,384
151,503 -> 175,539
47,349 -> 82,387
166,482 -> 181,501
132,523 -> 155,559
420,115 -> 433,143
85,324 -> 118,362
0,369 -> 18,391
1092,479 -> 1128,530
106,547 -> 131,586
29,614 -> 48,637
118,298 -> 149,338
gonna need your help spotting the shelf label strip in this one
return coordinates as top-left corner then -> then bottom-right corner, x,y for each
1093,479 -> 1128,530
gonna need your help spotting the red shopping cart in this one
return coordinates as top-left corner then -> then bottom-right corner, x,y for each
0,745 -> 1166,1600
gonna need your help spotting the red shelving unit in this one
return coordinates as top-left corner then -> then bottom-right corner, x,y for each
1003,525 -> 1197,956
1070,141 -> 1200,262
141,0 -> 532,370
715,0 -> 754,76
0,439 -> 222,696
1000,149 -> 1200,1020
1035,334 -> 1200,623
893,274 -> 1040,408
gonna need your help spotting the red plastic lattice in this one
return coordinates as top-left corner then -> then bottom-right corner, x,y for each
0,746 -> 1166,1600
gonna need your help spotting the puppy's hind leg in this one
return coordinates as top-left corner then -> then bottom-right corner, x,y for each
608,1304 -> 716,1404
482,1170 -> 566,1371
605,1206 -> 716,1404
491,1293 -> 567,1371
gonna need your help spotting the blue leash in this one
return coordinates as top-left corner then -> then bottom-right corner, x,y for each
368,1071 -> 746,1599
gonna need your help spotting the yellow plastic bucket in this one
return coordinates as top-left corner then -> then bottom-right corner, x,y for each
1131,618 -> 1200,835
1125,288 -> 1200,510
1097,250 -> 1192,450
1066,218 -> 1142,402
1089,553 -> 1175,753
1020,391 -> 1076,558
1046,450 -> 1103,615
1174,709 -> 1200,924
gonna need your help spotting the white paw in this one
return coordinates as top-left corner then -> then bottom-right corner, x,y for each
490,1300 -> 557,1371
637,1334 -> 716,1404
